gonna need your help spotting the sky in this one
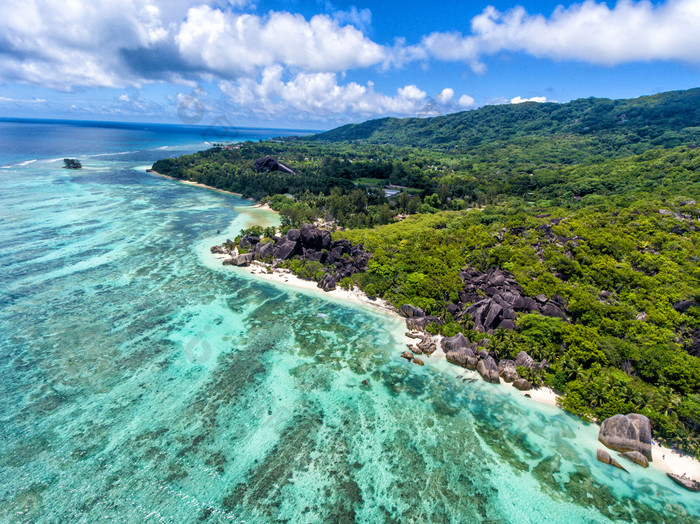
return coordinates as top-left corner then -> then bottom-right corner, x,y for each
0,0 -> 699,130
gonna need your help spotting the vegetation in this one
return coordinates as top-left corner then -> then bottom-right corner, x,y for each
310,88 -> 700,153
63,158 -> 82,169
154,88 -> 700,456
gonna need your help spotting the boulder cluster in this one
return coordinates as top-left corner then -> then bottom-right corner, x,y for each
212,223 -> 371,292
596,413 -> 661,473
450,267 -> 568,333
441,331 -> 545,388
399,304 -> 443,332
404,327 -> 437,357
399,303 -> 549,388
596,448 -> 628,472
598,413 -> 652,460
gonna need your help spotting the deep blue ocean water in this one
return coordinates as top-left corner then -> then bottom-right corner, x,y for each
0,119 -> 698,523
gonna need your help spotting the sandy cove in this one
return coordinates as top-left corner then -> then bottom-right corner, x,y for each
213,253 -> 700,482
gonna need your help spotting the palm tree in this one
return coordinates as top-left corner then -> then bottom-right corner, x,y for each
563,359 -> 587,382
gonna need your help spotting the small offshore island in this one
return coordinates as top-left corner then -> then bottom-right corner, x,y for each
153,88 -> 700,499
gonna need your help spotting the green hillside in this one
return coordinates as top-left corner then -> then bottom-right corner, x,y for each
309,88 -> 700,155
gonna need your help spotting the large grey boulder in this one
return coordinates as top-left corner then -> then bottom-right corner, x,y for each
515,351 -> 535,369
442,333 -> 469,352
224,252 -> 254,266
513,378 -> 532,391
541,303 -> 567,319
400,304 -> 425,318
239,234 -> 260,248
619,451 -> 649,468
417,334 -> 437,355
317,273 -> 337,292
254,241 -> 276,259
498,319 -> 516,330
320,229 -> 332,250
477,356 -> 500,383
299,223 -> 322,249
254,156 -> 295,174
446,346 -> 477,368
498,359 -> 519,383
598,414 -> 652,460
274,240 -> 300,260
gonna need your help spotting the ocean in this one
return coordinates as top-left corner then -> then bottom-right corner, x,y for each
0,119 -> 697,522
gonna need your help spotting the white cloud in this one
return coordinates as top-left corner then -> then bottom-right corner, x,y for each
437,88 -> 454,103
0,96 -> 46,103
219,67 -> 448,120
175,7 -> 387,76
458,94 -> 475,107
0,0 -> 199,88
0,1 -> 388,90
510,96 -> 547,104
331,5 -> 372,31
423,0 -> 700,71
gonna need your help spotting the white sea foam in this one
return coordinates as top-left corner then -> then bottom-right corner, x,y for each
0,159 -> 38,168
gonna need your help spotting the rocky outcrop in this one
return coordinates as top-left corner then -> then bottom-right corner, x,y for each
214,224 -> 371,294
685,328 -> 700,358
400,304 -> 425,318
598,414 -> 652,460
477,356 -> 500,383
417,334 -> 437,355
210,245 -> 225,254
513,378 -> 532,391
405,315 -> 442,331
619,451 -> 649,468
441,333 -> 469,352
667,473 -> 700,492
597,448 -> 628,472
515,351 -> 535,369
400,304 -> 444,331
254,241 -> 276,260
445,344 -> 478,370
253,156 -> 295,174
497,359 -> 519,382
238,234 -> 260,248
452,267 -> 570,333
222,252 -> 254,266
318,273 -> 337,292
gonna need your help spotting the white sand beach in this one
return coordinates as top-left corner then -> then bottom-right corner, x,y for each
652,441 -> 700,478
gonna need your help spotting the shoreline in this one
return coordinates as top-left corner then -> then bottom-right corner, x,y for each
212,255 -> 700,484
146,169 -> 278,213
215,255 -> 400,319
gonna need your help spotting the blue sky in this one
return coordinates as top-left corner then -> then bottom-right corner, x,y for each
1,0 -> 699,129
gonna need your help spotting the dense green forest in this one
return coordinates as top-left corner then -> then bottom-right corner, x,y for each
311,88 -> 700,152
154,89 -> 700,457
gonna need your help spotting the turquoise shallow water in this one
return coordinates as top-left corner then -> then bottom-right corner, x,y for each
1,122 -> 699,523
